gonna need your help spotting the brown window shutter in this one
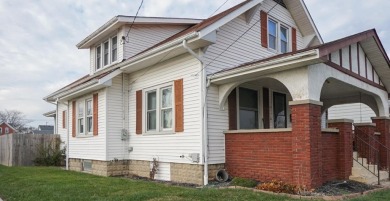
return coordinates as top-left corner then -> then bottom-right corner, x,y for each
228,89 -> 237,130
93,93 -> 98,136
260,10 -> 268,48
263,88 -> 270,129
174,79 -> 184,132
136,90 -> 142,134
62,111 -> 66,129
292,27 -> 297,52
72,101 -> 76,137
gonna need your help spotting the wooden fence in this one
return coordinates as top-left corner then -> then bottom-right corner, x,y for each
0,134 -> 61,166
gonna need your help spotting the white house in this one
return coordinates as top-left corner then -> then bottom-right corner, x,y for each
44,0 -> 390,188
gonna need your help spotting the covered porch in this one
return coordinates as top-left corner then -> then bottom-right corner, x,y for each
209,30 -> 390,189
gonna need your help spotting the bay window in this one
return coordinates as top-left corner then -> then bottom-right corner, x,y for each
145,85 -> 173,133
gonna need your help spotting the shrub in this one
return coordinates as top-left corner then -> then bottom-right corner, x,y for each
231,177 -> 258,188
33,138 -> 65,166
256,180 -> 299,194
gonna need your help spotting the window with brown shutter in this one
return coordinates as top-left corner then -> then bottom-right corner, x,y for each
292,27 -> 297,52
136,90 -> 143,134
174,79 -> 184,132
260,10 -> 268,48
93,94 -> 98,136
72,101 -> 76,137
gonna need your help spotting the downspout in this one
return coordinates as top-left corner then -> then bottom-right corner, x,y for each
183,40 -> 209,186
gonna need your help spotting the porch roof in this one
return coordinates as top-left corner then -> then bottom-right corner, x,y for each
209,29 -> 390,93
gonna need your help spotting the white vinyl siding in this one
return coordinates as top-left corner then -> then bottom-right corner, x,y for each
123,25 -> 190,59
204,0 -> 303,75
57,103 -> 69,147
127,54 -> 202,164
68,89 -> 107,160
106,74 -> 130,160
328,103 -> 375,124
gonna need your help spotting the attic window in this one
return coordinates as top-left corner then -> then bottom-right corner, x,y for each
273,0 -> 286,8
94,35 -> 118,71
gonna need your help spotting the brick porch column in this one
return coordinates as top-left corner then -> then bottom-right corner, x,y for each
354,123 -> 376,164
372,117 -> 390,169
327,119 -> 353,179
290,100 -> 322,189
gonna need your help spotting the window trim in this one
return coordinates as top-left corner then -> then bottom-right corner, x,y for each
236,87 -> 261,130
143,82 -> 175,135
76,96 -> 94,137
103,40 -> 110,67
94,34 -> 119,72
111,36 -> 118,63
267,17 -> 290,53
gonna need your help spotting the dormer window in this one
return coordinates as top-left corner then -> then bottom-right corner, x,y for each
111,36 -> 117,62
268,18 -> 289,53
96,46 -> 101,70
103,41 -> 109,66
95,35 -> 118,71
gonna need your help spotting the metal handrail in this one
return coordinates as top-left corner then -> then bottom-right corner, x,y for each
354,133 -> 380,185
354,126 -> 390,181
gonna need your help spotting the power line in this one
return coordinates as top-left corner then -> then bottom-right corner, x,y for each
195,3 -> 278,76
122,0 -> 144,44
209,0 -> 230,18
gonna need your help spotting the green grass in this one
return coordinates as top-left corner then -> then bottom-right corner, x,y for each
1,165 -> 390,201
230,177 -> 258,188
0,165 -> 296,201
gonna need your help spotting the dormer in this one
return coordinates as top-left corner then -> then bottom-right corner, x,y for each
76,16 -> 202,75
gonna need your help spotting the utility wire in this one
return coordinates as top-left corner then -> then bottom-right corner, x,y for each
209,0 -> 230,17
123,0 -> 144,44
195,3 -> 278,77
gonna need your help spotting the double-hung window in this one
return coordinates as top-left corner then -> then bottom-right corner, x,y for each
78,102 -> 84,134
238,88 -> 259,129
96,46 -> 101,70
86,100 -> 93,133
95,35 -> 118,71
103,41 -> 109,66
145,85 -> 173,133
268,18 -> 289,53
111,36 -> 117,62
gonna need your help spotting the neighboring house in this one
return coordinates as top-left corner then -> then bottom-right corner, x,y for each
44,0 -> 390,189
43,110 -> 56,132
0,122 -> 17,135
32,125 -> 54,135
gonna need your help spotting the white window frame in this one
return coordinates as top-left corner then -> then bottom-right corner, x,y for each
143,83 -> 175,134
103,40 -> 110,67
268,17 -> 290,53
5,127 -> 9,134
94,34 -> 118,72
111,36 -> 118,63
77,97 -> 94,137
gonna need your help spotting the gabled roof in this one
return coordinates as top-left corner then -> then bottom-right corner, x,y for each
210,29 -> 390,91
77,16 -> 203,49
0,122 -> 17,132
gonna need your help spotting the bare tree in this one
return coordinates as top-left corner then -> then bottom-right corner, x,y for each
0,110 -> 31,132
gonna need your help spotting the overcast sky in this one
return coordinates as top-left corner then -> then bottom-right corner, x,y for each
0,0 -> 389,128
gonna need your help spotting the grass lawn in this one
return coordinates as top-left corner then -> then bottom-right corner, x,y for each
0,165 -> 388,201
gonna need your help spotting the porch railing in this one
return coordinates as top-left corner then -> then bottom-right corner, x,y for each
354,127 -> 390,185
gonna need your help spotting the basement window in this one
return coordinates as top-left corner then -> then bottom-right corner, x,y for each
82,160 -> 92,172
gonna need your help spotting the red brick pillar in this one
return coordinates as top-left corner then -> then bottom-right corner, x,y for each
372,117 -> 390,170
354,123 -> 376,164
327,119 -> 353,179
290,100 -> 322,189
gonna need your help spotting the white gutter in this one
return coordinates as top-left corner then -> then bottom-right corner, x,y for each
210,49 -> 319,82
183,40 -> 209,186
